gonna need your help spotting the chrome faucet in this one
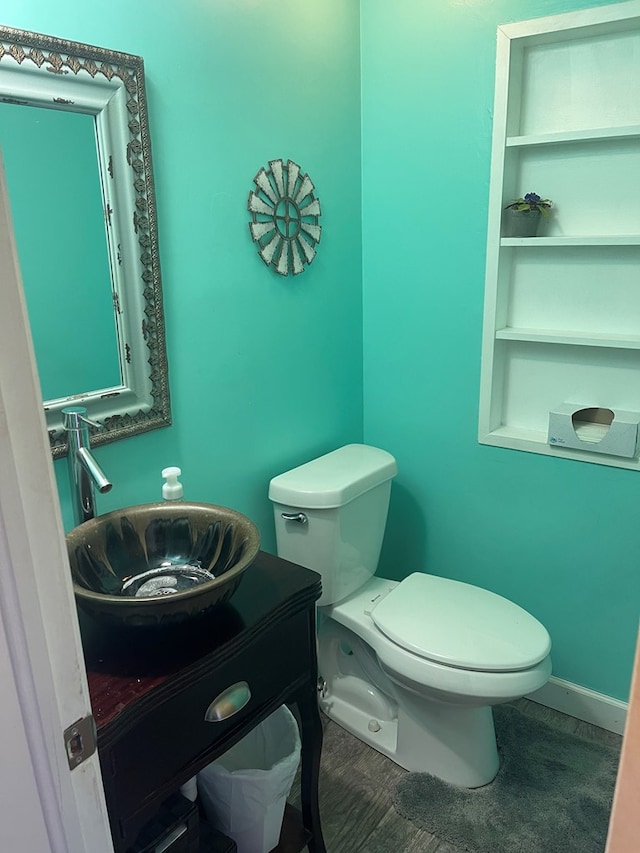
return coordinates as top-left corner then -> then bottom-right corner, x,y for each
62,406 -> 112,526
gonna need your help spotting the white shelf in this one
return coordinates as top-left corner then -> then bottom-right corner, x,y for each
479,4 -> 640,471
481,426 -> 640,471
506,125 -> 640,147
495,328 -> 640,349
501,236 -> 640,247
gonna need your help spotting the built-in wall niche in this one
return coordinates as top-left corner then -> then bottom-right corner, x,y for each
504,140 -> 640,237
502,247 -> 640,337
499,342 -> 640,434
514,29 -> 640,136
479,1 -> 640,470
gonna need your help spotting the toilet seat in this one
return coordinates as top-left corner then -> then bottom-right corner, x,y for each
324,576 -> 552,704
370,572 -> 551,673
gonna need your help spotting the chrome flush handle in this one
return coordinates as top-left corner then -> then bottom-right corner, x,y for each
281,512 -> 308,524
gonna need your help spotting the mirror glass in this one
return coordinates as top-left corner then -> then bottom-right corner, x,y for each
1,103 -> 120,400
0,25 -> 171,458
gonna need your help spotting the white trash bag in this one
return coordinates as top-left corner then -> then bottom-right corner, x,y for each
197,705 -> 301,853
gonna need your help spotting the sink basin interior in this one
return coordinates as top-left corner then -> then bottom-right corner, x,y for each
66,501 -> 260,627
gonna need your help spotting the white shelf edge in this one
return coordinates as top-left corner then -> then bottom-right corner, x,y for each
479,427 -> 640,471
495,328 -> 640,349
500,235 -> 640,247
506,125 -> 640,147
498,2 -> 640,42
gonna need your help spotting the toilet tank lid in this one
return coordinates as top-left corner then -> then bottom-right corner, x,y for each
269,444 -> 398,509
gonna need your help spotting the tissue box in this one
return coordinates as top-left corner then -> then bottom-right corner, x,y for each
548,404 -> 640,458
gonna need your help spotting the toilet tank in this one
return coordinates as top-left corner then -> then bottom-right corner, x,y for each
268,444 -> 397,606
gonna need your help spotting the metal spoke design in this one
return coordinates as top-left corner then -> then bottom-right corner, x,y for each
248,159 -> 322,276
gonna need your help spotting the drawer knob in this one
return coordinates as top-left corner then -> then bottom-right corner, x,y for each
205,681 -> 251,722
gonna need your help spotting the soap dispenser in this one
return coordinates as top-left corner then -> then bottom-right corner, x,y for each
162,466 -> 183,501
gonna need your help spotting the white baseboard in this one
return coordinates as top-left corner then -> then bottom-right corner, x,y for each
527,676 -> 628,736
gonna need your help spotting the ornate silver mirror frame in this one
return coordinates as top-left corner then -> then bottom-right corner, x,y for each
0,25 -> 170,458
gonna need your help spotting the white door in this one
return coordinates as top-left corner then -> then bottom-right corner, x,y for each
0,152 -> 113,852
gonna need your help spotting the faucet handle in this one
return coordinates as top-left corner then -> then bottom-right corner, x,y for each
79,414 -> 103,430
62,406 -> 103,432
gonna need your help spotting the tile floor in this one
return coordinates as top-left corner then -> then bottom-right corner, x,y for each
293,699 -> 622,853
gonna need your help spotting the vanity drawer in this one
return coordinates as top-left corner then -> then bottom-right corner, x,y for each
103,609 -> 312,840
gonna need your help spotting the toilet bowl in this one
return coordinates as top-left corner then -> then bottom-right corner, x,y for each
269,444 -> 552,788
318,575 -> 551,786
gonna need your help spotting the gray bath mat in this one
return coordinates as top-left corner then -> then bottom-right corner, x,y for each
394,704 -> 620,853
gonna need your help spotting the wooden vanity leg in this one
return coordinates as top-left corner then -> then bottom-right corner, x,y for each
295,681 -> 326,853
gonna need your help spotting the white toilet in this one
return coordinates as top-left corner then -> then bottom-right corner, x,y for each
269,444 -> 552,788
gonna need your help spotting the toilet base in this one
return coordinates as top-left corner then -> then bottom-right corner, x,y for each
318,617 -> 500,788
321,687 -> 499,788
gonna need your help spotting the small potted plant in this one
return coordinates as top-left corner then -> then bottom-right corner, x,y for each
503,191 -> 553,237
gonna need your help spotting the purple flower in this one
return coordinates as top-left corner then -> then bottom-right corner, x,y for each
505,192 -> 552,214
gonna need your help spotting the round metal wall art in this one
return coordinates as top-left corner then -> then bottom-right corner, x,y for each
248,159 -> 322,276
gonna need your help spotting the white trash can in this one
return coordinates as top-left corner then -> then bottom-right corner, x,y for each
197,705 -> 301,853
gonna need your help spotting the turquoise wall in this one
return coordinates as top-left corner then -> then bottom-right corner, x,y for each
1,1 -> 363,540
361,0 -> 638,700
4,0 -> 637,702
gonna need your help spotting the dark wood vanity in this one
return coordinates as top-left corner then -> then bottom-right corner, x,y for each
80,552 -> 326,853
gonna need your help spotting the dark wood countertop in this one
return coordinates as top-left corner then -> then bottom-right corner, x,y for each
79,551 -> 322,731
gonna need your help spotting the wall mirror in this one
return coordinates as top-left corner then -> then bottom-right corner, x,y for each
0,25 -> 171,459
